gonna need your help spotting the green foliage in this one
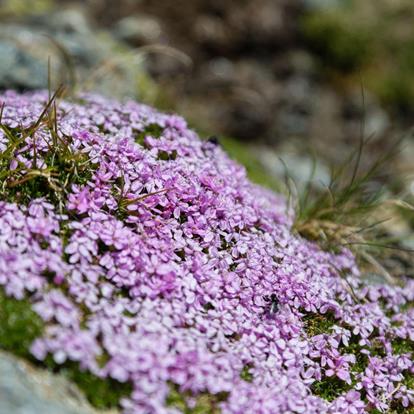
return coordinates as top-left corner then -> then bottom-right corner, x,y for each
0,287 -> 130,409
43,357 -> 133,410
389,372 -> 414,413
293,139 -> 388,234
301,1 -> 414,114
301,11 -> 372,72
158,149 -> 178,161
392,337 -> 414,355
311,376 -> 351,402
0,289 -> 44,358
240,364 -> 254,382
302,311 -> 337,337
70,370 -> 132,409
343,337 -> 385,374
306,311 -> 414,409
0,0 -> 52,17
135,123 -> 164,146
166,384 -> 228,414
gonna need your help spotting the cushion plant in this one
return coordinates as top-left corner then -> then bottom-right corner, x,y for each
0,90 -> 413,413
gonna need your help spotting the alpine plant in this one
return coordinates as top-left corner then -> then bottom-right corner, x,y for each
0,90 -> 414,414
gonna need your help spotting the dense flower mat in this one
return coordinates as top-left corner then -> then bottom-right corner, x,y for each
0,91 -> 414,413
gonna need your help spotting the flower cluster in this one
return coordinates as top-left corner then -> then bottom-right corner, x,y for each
0,90 -> 414,413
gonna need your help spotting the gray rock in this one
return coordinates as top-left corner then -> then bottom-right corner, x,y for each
0,38 -> 47,90
257,148 -> 331,191
114,15 -> 162,46
0,351 -> 117,414
0,8 -> 150,100
48,9 -> 91,35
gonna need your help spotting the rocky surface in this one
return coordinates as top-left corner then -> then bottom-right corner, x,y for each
0,351 -> 117,414
0,7 -> 153,100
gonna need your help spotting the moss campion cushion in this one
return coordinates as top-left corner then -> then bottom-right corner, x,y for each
0,91 -> 414,413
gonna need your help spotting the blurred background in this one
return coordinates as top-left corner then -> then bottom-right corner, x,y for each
0,0 -> 414,206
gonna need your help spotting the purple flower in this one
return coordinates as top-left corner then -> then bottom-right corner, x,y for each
1,90 -> 414,413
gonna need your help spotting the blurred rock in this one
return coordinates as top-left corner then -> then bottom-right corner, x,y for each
206,57 -> 236,85
0,0 -> 406,184
225,98 -> 271,141
257,147 -> 331,191
48,8 -> 91,34
0,38 -> 47,90
0,351 -> 116,414
0,7 -> 153,100
114,15 -> 162,46
194,15 -> 230,51
342,92 -> 390,140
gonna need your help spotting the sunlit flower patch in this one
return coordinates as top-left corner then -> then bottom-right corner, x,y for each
0,90 -> 413,413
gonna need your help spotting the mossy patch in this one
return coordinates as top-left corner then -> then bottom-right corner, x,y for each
43,356 -> 133,410
308,317 -> 414,408
302,311 -> 337,337
388,372 -> 414,413
166,384 -> 228,414
69,369 -> 132,409
300,1 -> 414,115
135,123 -> 164,146
311,376 -> 352,402
392,337 -> 414,355
240,364 -> 254,382
0,287 -> 131,409
300,11 -> 373,72
1,146 -> 93,207
0,289 -> 43,358
158,149 -> 178,161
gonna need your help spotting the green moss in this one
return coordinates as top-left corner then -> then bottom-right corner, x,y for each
58,363 -> 132,410
342,341 -> 369,374
0,289 -> 44,358
0,288 -> 131,409
397,403 -> 414,412
310,328 -> 414,407
302,311 -> 337,337
135,123 -> 164,146
403,372 -> 414,389
240,364 -> 254,383
392,337 -> 414,355
158,149 -> 178,161
300,11 -> 373,72
310,338 -> 369,401
401,301 -> 414,312
311,377 -> 352,402
300,1 -> 414,116
166,384 -> 228,414
0,0 -> 52,17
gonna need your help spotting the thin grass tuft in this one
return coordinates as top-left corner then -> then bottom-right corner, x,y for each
0,85 -> 94,211
284,132 -> 413,282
